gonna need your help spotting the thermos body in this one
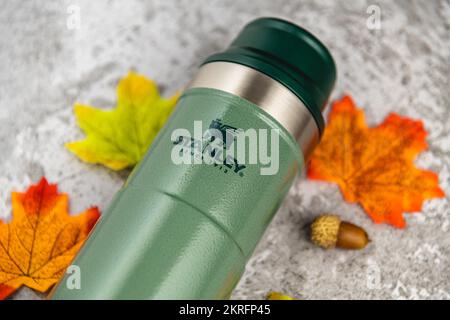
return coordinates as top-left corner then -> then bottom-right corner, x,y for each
51,17 -> 336,299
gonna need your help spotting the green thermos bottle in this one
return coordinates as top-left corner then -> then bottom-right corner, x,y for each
51,17 -> 336,299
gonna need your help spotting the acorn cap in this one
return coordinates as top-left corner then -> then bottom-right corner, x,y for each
310,215 -> 341,249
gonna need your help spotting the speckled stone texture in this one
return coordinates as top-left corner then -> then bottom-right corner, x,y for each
0,0 -> 448,300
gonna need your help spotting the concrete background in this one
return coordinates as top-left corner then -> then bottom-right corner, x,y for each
0,0 -> 448,299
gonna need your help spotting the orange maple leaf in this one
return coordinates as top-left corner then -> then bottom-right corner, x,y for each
0,178 -> 100,299
0,284 -> 14,300
308,96 -> 445,228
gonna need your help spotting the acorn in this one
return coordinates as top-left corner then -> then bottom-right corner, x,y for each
310,215 -> 370,249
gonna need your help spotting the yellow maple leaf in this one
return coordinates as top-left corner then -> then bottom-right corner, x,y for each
266,291 -> 297,300
66,71 -> 179,170
0,178 -> 100,299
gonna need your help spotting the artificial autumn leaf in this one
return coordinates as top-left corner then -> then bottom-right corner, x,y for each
267,291 -> 296,300
0,284 -> 14,300
66,71 -> 179,170
308,96 -> 444,228
0,178 -> 100,299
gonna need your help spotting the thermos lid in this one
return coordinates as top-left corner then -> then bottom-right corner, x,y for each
203,17 -> 337,134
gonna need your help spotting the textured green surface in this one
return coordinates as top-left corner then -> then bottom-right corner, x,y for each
52,88 -> 303,299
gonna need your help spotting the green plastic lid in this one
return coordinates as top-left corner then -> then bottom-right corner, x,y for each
203,17 -> 337,134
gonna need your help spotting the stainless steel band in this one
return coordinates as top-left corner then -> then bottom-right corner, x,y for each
187,61 -> 320,160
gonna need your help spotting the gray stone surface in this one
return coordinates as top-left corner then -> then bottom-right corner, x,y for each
0,0 -> 448,300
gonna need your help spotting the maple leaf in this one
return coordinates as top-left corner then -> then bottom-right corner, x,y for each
267,291 -> 296,300
308,96 -> 444,228
66,71 -> 179,170
0,284 -> 14,300
0,178 -> 100,299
